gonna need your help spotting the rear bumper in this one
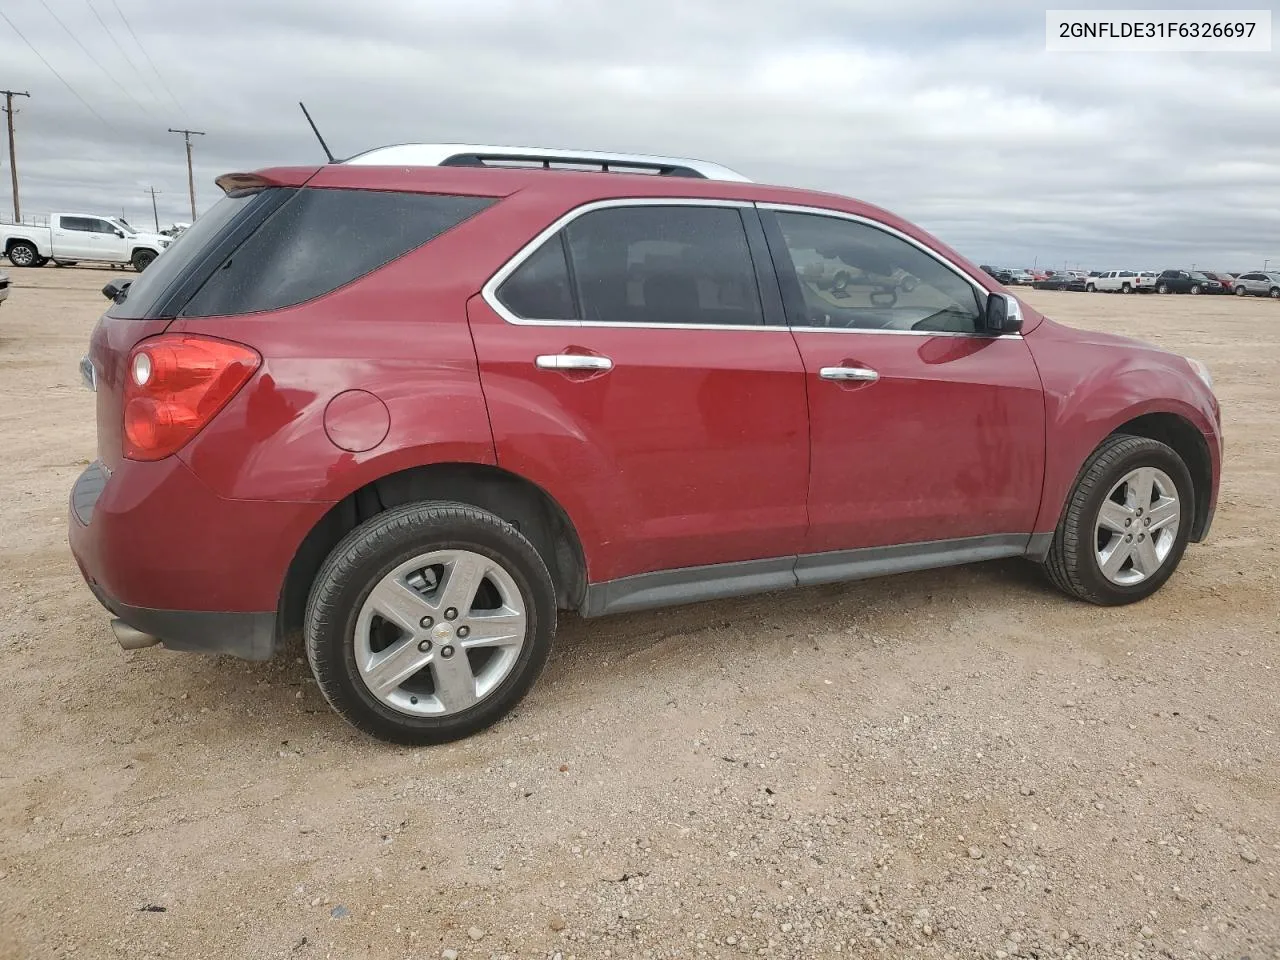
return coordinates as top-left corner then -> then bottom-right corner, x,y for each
69,457 -> 330,661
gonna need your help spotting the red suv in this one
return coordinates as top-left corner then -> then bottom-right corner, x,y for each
70,144 -> 1222,744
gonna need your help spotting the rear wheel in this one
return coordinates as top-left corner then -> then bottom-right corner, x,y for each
1043,435 -> 1192,606
1121,283 -> 1132,294
1157,283 -> 1170,294
305,501 -> 556,745
131,249 -> 157,272
1270,287 -> 1280,299
1234,285 -> 1246,296
6,242 -> 38,267
1086,283 -> 1096,293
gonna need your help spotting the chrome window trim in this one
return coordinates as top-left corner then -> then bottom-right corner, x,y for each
480,197 -> 781,331
759,201 -> 1023,340
481,197 -> 1023,339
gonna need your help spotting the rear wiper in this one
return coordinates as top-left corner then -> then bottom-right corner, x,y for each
102,279 -> 132,303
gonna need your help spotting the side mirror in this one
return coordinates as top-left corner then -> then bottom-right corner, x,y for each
102,278 -> 132,302
984,292 -> 1023,334
114,229 -> 125,238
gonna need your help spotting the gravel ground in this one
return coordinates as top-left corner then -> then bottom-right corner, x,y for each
0,269 -> 1276,960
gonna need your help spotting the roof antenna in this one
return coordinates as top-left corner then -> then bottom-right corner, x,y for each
299,101 -> 336,163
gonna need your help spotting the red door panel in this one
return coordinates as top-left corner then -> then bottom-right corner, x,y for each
793,330 -> 1045,553
468,297 -> 810,583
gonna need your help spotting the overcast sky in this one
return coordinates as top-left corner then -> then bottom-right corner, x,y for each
1,0 -> 1277,269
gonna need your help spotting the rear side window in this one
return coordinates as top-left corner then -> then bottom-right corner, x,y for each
107,189 -> 274,320
493,204 -> 765,327
568,206 -> 763,326
497,238 -> 575,320
181,189 -> 494,317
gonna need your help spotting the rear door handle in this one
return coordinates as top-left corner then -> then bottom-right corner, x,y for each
535,354 -> 613,371
819,365 -> 879,382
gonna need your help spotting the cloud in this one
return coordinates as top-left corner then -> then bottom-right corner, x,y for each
1,0 -> 1276,269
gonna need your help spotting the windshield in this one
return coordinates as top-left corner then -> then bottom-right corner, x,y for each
108,217 -> 135,235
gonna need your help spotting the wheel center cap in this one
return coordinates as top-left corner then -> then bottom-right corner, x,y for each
431,622 -> 453,643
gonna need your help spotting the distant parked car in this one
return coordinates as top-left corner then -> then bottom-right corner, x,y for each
2,213 -> 172,271
1230,271 -> 1280,298
1154,270 -> 1224,295
1007,269 -> 1036,285
1033,274 -> 1087,291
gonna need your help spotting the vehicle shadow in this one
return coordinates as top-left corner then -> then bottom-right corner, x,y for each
129,555 -> 1061,747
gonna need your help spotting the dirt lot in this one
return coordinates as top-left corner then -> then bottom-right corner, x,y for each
0,268 -> 1276,960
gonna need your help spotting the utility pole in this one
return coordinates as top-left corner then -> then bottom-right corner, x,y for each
146,186 -> 161,232
2,90 -> 31,222
167,127 -> 205,221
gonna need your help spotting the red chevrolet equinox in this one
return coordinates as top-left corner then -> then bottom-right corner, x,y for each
69,144 -> 1222,744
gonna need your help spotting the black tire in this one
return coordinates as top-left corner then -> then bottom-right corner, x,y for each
1043,435 -> 1193,606
1234,285 -> 1246,297
1086,283 -> 1096,293
305,501 -> 557,745
1157,283 -> 1170,294
1270,287 -> 1280,299
131,249 -> 157,272
7,241 -> 39,267
1121,283 -> 1132,294
1189,284 -> 1201,295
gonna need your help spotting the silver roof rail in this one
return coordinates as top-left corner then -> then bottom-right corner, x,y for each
342,143 -> 751,182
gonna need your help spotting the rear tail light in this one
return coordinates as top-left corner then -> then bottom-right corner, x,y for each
123,334 -> 260,461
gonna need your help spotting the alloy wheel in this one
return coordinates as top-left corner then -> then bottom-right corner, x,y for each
354,549 -> 527,717
1094,467 -> 1180,586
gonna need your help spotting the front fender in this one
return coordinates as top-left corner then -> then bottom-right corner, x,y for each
1028,322 -> 1221,536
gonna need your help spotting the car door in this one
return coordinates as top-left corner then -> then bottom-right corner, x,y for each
53,216 -> 97,259
83,217 -> 126,261
1239,273 -> 1264,295
758,204 -> 1045,572
468,199 -> 811,586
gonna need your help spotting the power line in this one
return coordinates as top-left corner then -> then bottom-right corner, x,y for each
110,0 -> 187,121
0,9 -> 109,127
2,89 -> 31,222
85,0 -> 164,108
36,0 -> 153,116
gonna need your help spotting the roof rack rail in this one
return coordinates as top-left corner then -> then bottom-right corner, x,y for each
342,143 -> 751,182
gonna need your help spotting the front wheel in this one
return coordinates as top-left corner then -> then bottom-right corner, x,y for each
131,249 -> 157,271
1157,283 -> 1170,294
1270,287 -> 1280,299
1043,435 -> 1193,606
1189,285 -> 1201,295
1234,285 -> 1247,296
305,502 -> 557,745
1086,283 -> 1096,293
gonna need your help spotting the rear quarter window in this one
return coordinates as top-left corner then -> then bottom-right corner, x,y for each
180,189 -> 494,318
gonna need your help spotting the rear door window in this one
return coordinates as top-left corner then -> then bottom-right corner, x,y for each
565,205 -> 763,326
181,189 -> 494,317
496,237 -> 576,321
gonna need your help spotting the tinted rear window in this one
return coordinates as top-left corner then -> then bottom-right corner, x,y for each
107,190 -> 269,319
180,189 -> 494,317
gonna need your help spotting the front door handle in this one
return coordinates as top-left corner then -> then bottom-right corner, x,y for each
819,365 -> 879,383
535,354 -> 613,371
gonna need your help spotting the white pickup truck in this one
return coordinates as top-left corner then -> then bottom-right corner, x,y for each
1085,270 -> 1152,294
2,214 -> 172,271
